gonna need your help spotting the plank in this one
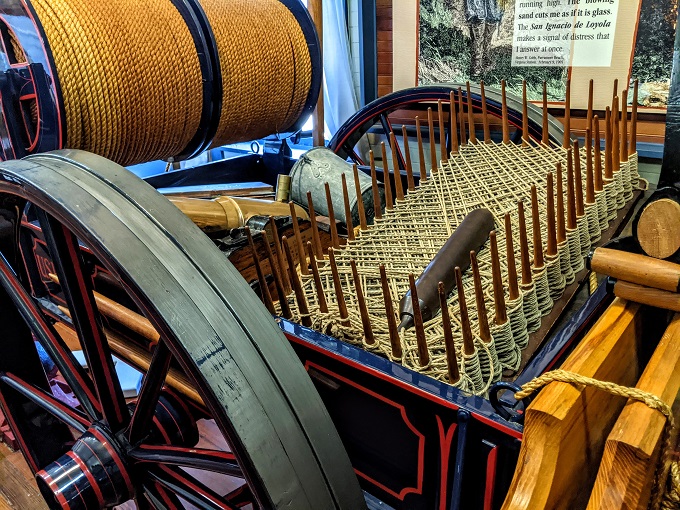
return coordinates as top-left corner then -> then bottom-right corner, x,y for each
0,444 -> 47,509
502,298 -> 643,510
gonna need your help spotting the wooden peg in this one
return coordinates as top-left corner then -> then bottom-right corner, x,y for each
522,80 -> 529,147
269,216 -> 291,294
585,129 -> 595,204
481,81 -> 491,143
566,149 -> 577,230
593,116 -> 603,192
416,116 -> 427,181
380,141 -> 393,210
282,236 -> 311,327
408,273 -> 430,366
350,260 -> 374,344
466,82 -> 477,144
428,107 -> 438,173
402,126 -> 416,192
612,78 -> 618,106
531,185 -> 545,269
470,250 -> 492,344
449,91 -> 459,154
586,79 -> 594,147
563,79 -> 571,149
379,264 -> 402,358
245,227 -> 275,314
458,87 -> 467,146
324,182 -> 340,248
352,164 -> 368,231
455,267 -> 475,356
546,173 -> 558,257
263,228 -> 292,318
438,99 -> 448,161
621,89 -> 628,162
518,201 -> 533,285
542,81 -> 549,145
438,281 -> 460,383
505,213 -> 520,300
306,192 -> 324,259
502,79 -> 510,144
307,242 -> 328,314
630,79 -> 638,154
612,95 -> 620,172
604,107 -> 613,179
391,132 -> 405,201
370,150 -> 383,220
556,162 -> 567,244
289,201 -> 308,275
490,231 -> 508,324
573,140 -> 584,216
341,174 -> 355,241
328,248 -> 349,323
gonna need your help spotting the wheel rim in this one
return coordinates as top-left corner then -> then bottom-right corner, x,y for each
0,151 -> 365,509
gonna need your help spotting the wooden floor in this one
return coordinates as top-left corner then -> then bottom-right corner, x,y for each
0,442 -> 47,509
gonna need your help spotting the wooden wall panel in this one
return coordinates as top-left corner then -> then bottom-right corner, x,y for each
376,0 -> 392,96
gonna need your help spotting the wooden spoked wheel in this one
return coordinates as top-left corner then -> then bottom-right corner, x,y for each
0,150 -> 365,509
329,83 -> 565,168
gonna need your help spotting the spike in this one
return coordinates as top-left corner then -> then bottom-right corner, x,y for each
352,164 -> 368,231
504,214 -> 520,300
585,129 -> 595,204
621,89 -> 628,162
449,91 -> 459,154
470,250 -> 492,344
556,163 -> 567,243
522,80 -> 529,147
531,185 -> 545,269
438,99 -> 448,161
542,81 -> 549,145
391,132 -> 405,201
328,248 -> 349,323
370,150 -> 383,220
306,192 -> 324,259
438,281 -> 460,383
282,236 -> 311,327
324,183 -> 340,248
573,140 -> 585,216
402,126 -> 415,192
245,227 -> 275,314
415,116 -> 427,181
269,216 -> 291,294
501,79 -> 510,144
380,142 -> 393,210
458,87 -> 467,146
379,264 -> 402,358
307,242 -> 328,314
455,267 -> 475,356
546,173 -> 558,257
490,231 -> 508,324
563,79 -> 571,148
466,82 -> 477,144
481,81 -> 491,143
341,174 -> 355,241
566,149 -> 577,230
263,227 -> 292,318
518,201 -> 533,284
350,260 -> 374,344
604,107 -> 613,179
612,78 -> 618,106
630,79 -> 638,154
613,96 -> 620,173
288,202 -> 308,275
586,79 -> 594,147
408,273 -> 430,366
428,107 -> 438,173
593,116 -> 603,192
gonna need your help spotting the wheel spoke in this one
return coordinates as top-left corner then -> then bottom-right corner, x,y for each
143,482 -> 183,510
0,252 -> 101,420
147,465 -> 238,510
380,113 -> 406,170
343,142 -> 365,166
0,372 -> 89,433
37,208 -> 129,432
224,483 -> 254,508
129,444 -> 242,477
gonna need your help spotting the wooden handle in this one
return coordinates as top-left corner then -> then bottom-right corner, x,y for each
590,248 -> 680,292
612,280 -> 680,312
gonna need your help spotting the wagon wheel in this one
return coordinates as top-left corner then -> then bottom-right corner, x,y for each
328,83 -> 565,169
0,150 -> 365,510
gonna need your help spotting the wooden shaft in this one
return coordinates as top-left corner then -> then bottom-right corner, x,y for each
455,267 -> 475,356
593,116 -> 603,191
350,260 -> 374,344
566,149 -> 577,229
612,280 -> 680,313
328,248 -> 349,321
522,80 -> 529,147
306,192 -> 324,259
416,117 -> 427,181
458,87 -> 467,146
481,81 -> 491,143
245,227 -> 275,314
466,82 -> 477,144
604,107 -> 613,179
341,174 -> 355,241
379,264 -> 402,358
470,250 -> 492,343
309,0 -> 324,147
542,81 -> 549,145
428,107 -> 438,173
307,242 -> 328,314
573,140 -> 584,216
370,150 -> 382,220
409,273 -> 430,366
631,79 -> 638,154
391,132 -> 404,201
324,182 -> 340,248
531,185 -> 545,268
586,79 -> 594,147
502,80 -> 510,144
438,281 -> 460,383
518,201 -> 533,284
402,126 -> 416,192
590,248 -> 680,293
556,162 -> 566,243
613,96 -> 620,172
352,164 -> 368,231
263,228 -> 292,318
621,89 -> 628,162
289,201 -> 309,275
438,99 -> 448,161
585,129 -> 595,204
490,231 -> 508,324
380,142 -> 393,210
546,173 -> 557,256
612,78 -> 618,106
282,236 -> 311,326
269,215 -> 291,294
563,79 -> 571,149
450,91 -> 459,153
505,213 -> 520,299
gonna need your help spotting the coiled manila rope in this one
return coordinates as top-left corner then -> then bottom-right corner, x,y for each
31,0 -> 204,166
199,0 -> 312,145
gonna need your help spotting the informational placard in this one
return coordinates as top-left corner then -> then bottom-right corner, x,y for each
512,0 -> 620,67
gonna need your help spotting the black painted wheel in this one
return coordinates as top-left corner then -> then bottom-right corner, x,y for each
329,83 -> 565,168
0,150 -> 365,509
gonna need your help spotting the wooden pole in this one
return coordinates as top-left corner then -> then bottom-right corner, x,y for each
309,0 -> 324,147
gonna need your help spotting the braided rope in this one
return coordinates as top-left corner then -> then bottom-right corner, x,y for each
507,296 -> 529,350
545,254 -> 565,300
558,240 -> 575,285
630,152 -> 640,188
577,214 -> 592,258
604,179 -> 618,221
532,266 -> 554,316
595,189 -> 609,230
566,228 -> 585,273
622,160 -> 634,201
516,370 -> 675,510
614,169 -> 626,209
586,202 -> 602,243
520,283 -> 542,333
